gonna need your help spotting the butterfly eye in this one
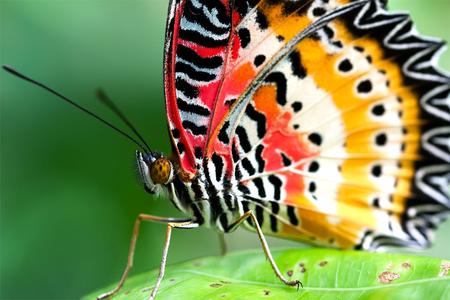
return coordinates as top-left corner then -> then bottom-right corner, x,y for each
150,158 -> 173,185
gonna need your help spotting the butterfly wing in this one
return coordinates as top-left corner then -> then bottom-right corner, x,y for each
164,0 -> 449,250
164,0 -> 340,175
210,0 -> 449,250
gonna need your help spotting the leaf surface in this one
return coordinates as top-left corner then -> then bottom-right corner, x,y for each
84,248 -> 450,300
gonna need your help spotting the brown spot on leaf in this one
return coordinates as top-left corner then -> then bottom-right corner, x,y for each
263,290 -> 271,296
210,283 -> 223,288
220,280 -> 231,284
378,271 -> 400,283
299,262 -> 304,267
124,290 -> 130,295
319,261 -> 328,267
300,266 -> 306,273
439,262 -> 450,277
402,262 -> 411,269
286,270 -> 293,276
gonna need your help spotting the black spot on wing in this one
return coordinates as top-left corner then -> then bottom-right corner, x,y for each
268,175 -> 282,201
241,157 -> 256,176
264,72 -> 287,106
332,41 -> 343,49
309,181 -> 316,193
375,133 -> 387,146
255,144 -> 265,173
255,10 -> 269,29
238,28 -> 251,48
287,206 -> 299,226
308,161 -> 319,172
372,197 -> 380,208
323,25 -> 334,39
177,142 -> 185,154
289,51 -> 307,79
218,121 -> 230,144
280,152 -> 292,166
232,142 -> 240,162
291,101 -> 303,112
354,45 -> 364,52
245,104 -> 266,139
308,133 -> 323,146
182,120 -> 207,136
312,7 -> 326,17
211,153 -> 224,182
371,164 -> 382,177
253,178 -> 266,198
254,54 -> 266,67
338,58 -> 353,72
371,104 -> 385,116
357,79 -> 373,93
236,126 -> 252,152
171,128 -> 180,139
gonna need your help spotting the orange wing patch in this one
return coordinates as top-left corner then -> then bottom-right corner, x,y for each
234,1 -> 444,250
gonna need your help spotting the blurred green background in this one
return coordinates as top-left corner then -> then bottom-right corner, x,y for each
1,1 -> 449,299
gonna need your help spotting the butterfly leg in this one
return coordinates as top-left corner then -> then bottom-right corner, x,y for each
97,214 -> 195,300
218,233 -> 228,256
148,220 -> 198,300
227,211 -> 302,289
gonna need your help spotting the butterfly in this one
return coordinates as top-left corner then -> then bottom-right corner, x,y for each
4,0 -> 449,299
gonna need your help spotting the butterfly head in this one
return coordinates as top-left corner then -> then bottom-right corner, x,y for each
136,151 -> 174,194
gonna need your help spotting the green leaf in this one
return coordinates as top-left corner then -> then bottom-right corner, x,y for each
84,248 -> 450,300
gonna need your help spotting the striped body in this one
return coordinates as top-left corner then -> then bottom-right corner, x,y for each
167,157 -> 296,235
153,0 -> 450,251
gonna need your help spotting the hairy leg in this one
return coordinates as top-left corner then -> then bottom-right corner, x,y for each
149,220 -> 198,300
226,211 -> 302,289
97,214 -> 196,299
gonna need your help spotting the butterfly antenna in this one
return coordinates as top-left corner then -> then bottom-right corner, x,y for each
95,89 -> 152,153
2,65 -> 149,153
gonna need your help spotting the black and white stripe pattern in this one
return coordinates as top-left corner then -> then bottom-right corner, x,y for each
179,0 -> 231,47
175,45 -> 223,84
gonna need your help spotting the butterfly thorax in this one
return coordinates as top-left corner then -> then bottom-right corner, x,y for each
167,159 -> 243,232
